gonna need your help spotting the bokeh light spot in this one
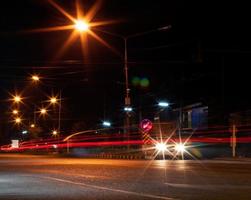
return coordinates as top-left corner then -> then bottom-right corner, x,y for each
132,76 -> 140,86
140,78 -> 150,87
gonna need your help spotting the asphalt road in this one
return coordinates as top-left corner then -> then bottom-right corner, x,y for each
1,154 -> 251,200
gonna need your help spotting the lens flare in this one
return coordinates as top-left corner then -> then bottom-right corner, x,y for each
175,143 -> 186,153
27,0 -> 119,61
13,96 -> 21,103
74,20 -> 89,32
155,142 -> 167,152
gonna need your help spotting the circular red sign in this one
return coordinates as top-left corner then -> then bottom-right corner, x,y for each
140,119 -> 153,132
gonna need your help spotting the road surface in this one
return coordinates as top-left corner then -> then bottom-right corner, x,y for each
0,154 -> 251,200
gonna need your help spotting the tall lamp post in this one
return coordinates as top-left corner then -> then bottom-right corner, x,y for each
94,25 -> 172,145
73,20 -> 171,147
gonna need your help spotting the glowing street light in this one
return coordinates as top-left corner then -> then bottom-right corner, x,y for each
40,108 -> 47,115
31,75 -> 40,82
124,106 -> 133,112
52,130 -> 58,136
15,117 -> 22,124
50,97 -> 58,104
158,101 -> 169,108
12,110 -> 19,115
103,121 -> 111,127
74,20 -> 89,32
30,124 -> 35,128
13,95 -> 22,103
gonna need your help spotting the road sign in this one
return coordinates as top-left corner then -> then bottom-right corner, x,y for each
140,119 -> 153,132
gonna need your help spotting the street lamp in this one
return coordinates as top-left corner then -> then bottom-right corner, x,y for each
158,101 -> 169,108
102,121 -> 111,127
93,25 -> 172,144
52,130 -> 58,136
14,117 -> 22,124
39,108 -> 47,115
30,123 -> 35,128
12,109 -> 19,115
13,95 -> 22,103
124,106 -> 133,112
74,19 -> 89,32
31,75 -> 40,82
50,97 -> 58,104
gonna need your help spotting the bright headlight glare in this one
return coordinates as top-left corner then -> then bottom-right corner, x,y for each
175,143 -> 186,153
155,142 -> 167,152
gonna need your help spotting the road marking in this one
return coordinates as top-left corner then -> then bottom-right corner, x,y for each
32,175 -> 177,200
31,169 -> 110,180
165,182 -> 251,190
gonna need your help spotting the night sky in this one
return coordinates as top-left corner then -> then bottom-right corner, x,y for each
1,0 -> 251,140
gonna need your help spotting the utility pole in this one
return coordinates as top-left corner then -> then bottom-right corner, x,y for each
124,38 -> 131,150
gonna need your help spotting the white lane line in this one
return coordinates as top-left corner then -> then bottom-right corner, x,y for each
31,175 -> 177,200
165,182 -> 251,190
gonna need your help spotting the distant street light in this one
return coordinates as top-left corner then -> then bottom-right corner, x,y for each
31,75 -> 40,82
22,130 -> 28,135
49,97 -> 58,104
124,106 -> 133,112
158,101 -> 169,108
13,95 -> 22,103
40,108 -> 47,115
103,121 -> 111,127
52,130 -> 58,136
30,124 -> 35,128
15,117 -> 22,124
12,110 -> 19,115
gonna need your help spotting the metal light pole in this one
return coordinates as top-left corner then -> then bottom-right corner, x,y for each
94,25 -> 171,148
124,38 -> 130,106
124,38 -> 131,148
